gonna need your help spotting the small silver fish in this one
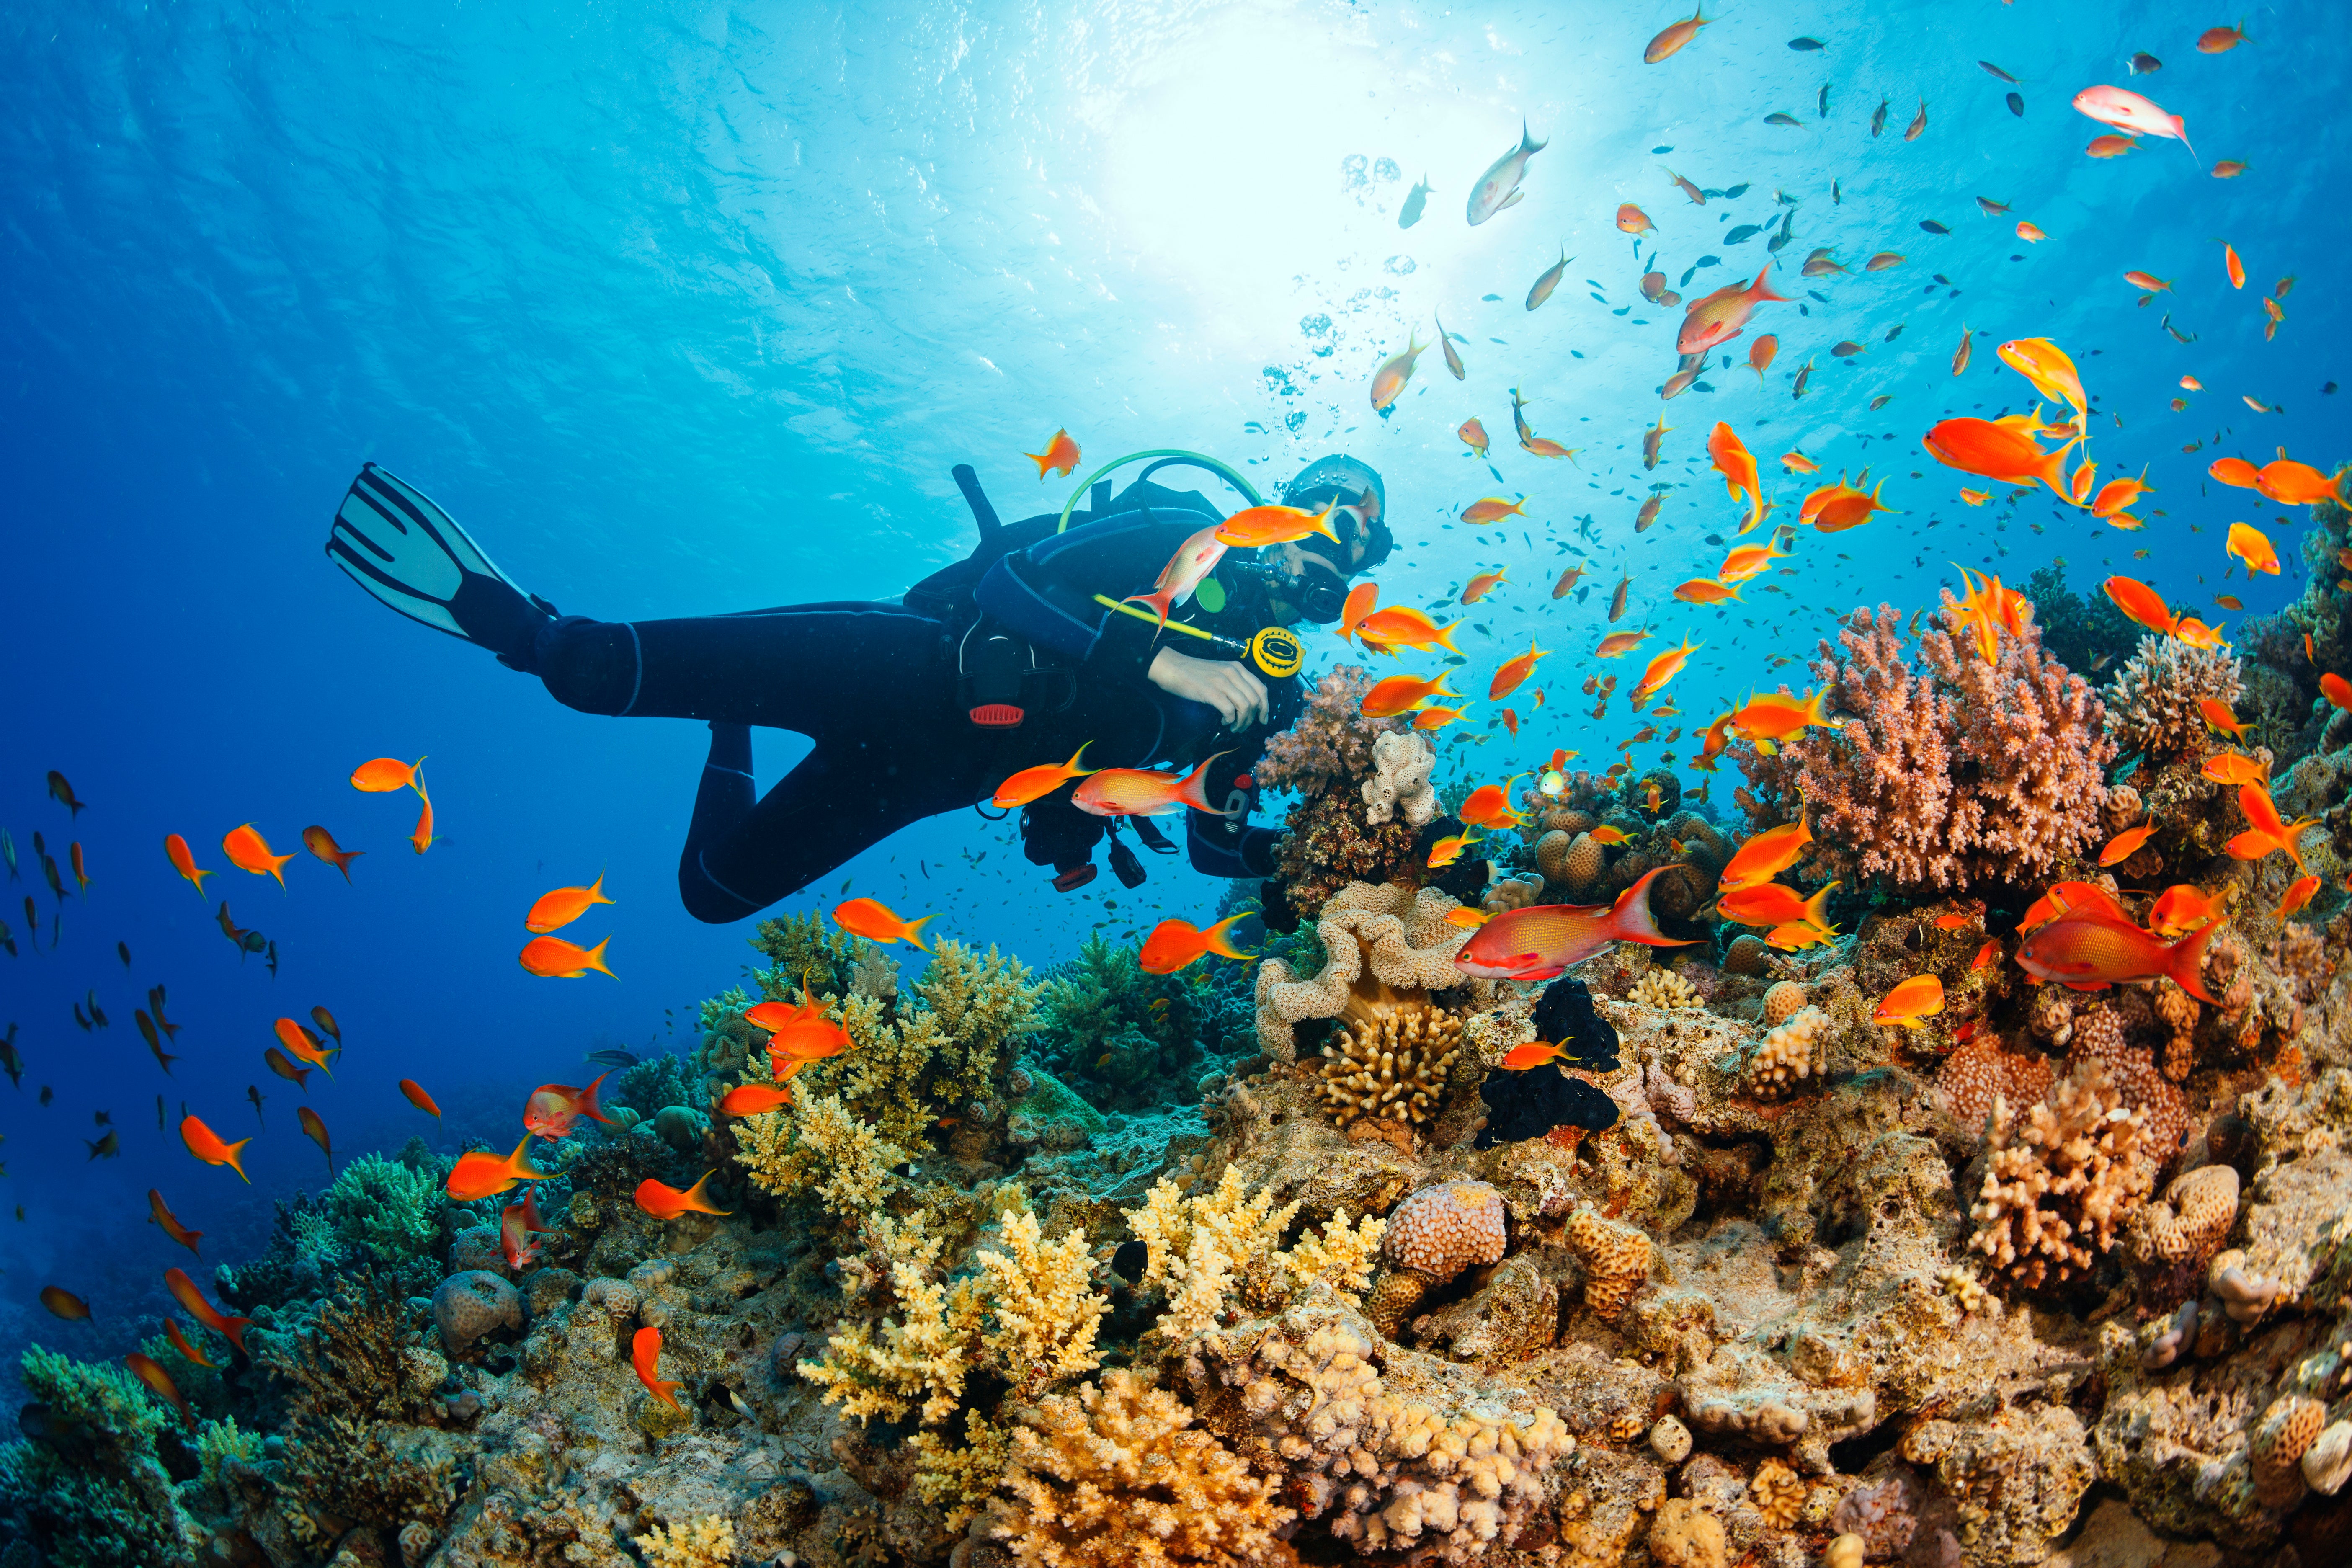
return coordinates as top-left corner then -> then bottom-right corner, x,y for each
1979,60 -> 2018,83
1399,175 -> 1432,230
1467,123 -> 1546,225
1434,312 -> 1467,380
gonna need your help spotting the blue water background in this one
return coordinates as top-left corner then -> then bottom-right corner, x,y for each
1,0 -> 2343,1370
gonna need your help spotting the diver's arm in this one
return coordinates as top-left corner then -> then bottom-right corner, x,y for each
1148,648 -> 1268,728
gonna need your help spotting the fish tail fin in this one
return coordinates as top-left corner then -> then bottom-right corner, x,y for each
1179,752 -> 1237,815
1802,880 -> 1841,928
190,867 -> 209,898
586,936 -> 616,978
1063,741 -> 1096,777
1122,589 -> 1175,629
903,913 -> 939,952
2165,918 -> 2222,1004
226,1140 -> 251,1184
1750,264 -> 1791,303
1435,621 -> 1462,652
1201,913 -> 1254,961
589,870 -> 612,905
580,1070 -> 619,1125
508,1134 -> 551,1182
683,1169 -> 735,1215
1522,120 -> 1547,154
1025,448 -> 1052,477
1609,868 -> 1696,946
222,1315 -> 252,1354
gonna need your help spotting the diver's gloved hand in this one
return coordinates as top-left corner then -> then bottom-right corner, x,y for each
1148,647 -> 1268,728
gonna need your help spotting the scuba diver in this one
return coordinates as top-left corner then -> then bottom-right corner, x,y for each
325,451 -> 1392,923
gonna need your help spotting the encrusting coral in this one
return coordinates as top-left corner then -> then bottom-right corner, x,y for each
1254,881 -> 1478,1060
1738,596 -> 2113,891
1361,729 -> 1439,827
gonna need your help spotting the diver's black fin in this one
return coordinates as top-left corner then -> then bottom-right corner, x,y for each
326,464 -> 553,662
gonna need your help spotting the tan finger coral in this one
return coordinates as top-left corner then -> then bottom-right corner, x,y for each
1127,1169 -> 1385,1344
1631,969 -> 1703,1011
1568,1207 -> 1651,1318
1316,995 -> 1463,1140
1748,1006 -> 1832,1098
1749,1455 -> 1804,1529
1967,1059 -> 2154,1290
1254,882 -> 1476,1060
632,1516 -> 737,1568
989,1369 -> 1297,1567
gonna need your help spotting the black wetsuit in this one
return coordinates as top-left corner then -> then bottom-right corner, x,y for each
526,477 -> 1301,923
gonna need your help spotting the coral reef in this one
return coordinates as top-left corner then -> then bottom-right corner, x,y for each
1738,598 -> 2113,891
2105,634 -> 2245,764
1968,1059 -> 2155,1290
1253,881 -> 1478,1061
1259,667 -> 1425,915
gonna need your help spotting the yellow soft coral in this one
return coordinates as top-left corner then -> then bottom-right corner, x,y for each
988,1370 -> 1297,1568
632,1514 -> 737,1568
1127,1169 -> 1385,1341
730,1092 -> 908,1222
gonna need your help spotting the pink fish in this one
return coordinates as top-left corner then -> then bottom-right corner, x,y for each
2070,85 -> 2195,159
1124,524 -> 1227,629
1676,264 -> 1790,356
2016,910 -> 2218,1001
1452,869 -> 1695,980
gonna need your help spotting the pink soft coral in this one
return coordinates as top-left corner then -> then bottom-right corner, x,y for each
1737,596 -> 2113,892
1256,665 -> 1399,797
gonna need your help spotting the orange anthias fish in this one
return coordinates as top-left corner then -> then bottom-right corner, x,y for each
1138,914 -> 1252,975
1872,974 -> 1945,1027
1780,451 -> 1820,475
1025,428 -> 1081,479
1802,475 -> 1899,533
1728,687 -> 1836,742
1716,880 -> 1838,932
1215,503 -> 1340,549
2104,576 -> 2179,636
221,825 -> 293,889
2086,134 -> 2139,157
1498,1040 -> 1569,1070
1356,606 -> 1463,653
834,897 -> 937,949
2238,783 -> 2317,872
1073,754 -> 1233,819
350,756 -> 426,793
2208,456 -> 2261,489
164,1319 -> 214,1369
1631,635 -> 1701,708
1748,335 -> 1779,383
1461,569 -> 1510,604
1458,418 -> 1490,458
2279,876 -> 2321,918
632,1325 -> 685,1411
1411,704 -> 1468,733
717,1081 -> 797,1117
1643,3 -> 1711,62
297,1106 -> 334,1174
2020,880 -> 2128,932
1459,778 -> 1528,831
2226,522 -> 2280,575
1124,523 -> 1227,629
1596,630 -> 1653,659
1678,263 -> 1790,356
1924,420 -> 2075,499
1426,830 -> 1482,869
2100,823 -> 2156,866
299,826 -> 362,883
164,833 -> 211,899
993,743 -> 1096,809
2197,22 -> 2249,52
2201,750 -> 2267,785
2148,883 -> 2226,937
1363,672 -> 1457,717
1718,542 -> 1787,584
1460,495 -> 1529,526
637,1171 -> 732,1220
1370,331 -> 1429,413
1720,818 -> 1811,892
2017,910 -> 2220,1001
2123,270 -> 2172,295
1589,827 -> 1633,847
165,1266 -> 252,1353
2255,460 -> 2346,506
2222,242 -> 2245,290
500,1192 -> 552,1271
125,1352 -> 193,1429
274,1017 -> 337,1078
2198,698 -> 2253,741
746,987 -> 855,1061
180,1115 -> 250,1182
1707,423 -> 1767,534
409,784 -> 436,855
148,1189 -> 204,1255
523,1073 -> 617,1139
264,1047 -> 312,1089
1971,939 -> 2002,971
526,873 -> 616,934
41,1286 -> 91,1320
2323,673 -> 2352,713
1994,339 -> 2090,430
519,934 -> 616,979
400,1078 -> 444,1118
446,1135 -> 551,1201
1617,202 -> 1656,235
1452,870 -> 1695,980
1340,583 -> 1380,644
2072,85 -> 2196,157
1489,639 -> 1548,699
1675,578 -> 1742,605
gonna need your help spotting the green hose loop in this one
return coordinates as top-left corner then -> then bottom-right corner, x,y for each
1054,448 -> 1263,532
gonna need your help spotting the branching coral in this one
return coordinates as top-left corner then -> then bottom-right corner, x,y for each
797,940 -> 1039,1142
989,1371 -> 1297,1567
731,1092 -> 909,1223
1036,933 -> 1207,1106
2104,634 -> 2244,763
1967,1058 -> 2155,1290
1259,666 -> 1424,913
1254,882 -> 1476,1060
1747,1006 -> 1833,1097
1314,992 -> 1463,1140
633,1514 -> 739,1568
1127,1169 -> 1385,1343
316,1151 -> 446,1266
1738,599 -> 2112,892
0,1346 -> 206,1568
1257,665 -> 1398,797
1630,968 -> 1702,1011
801,1207 -> 1110,1428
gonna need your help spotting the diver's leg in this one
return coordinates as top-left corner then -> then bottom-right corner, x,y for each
677,739 -> 963,923
535,602 -> 955,732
